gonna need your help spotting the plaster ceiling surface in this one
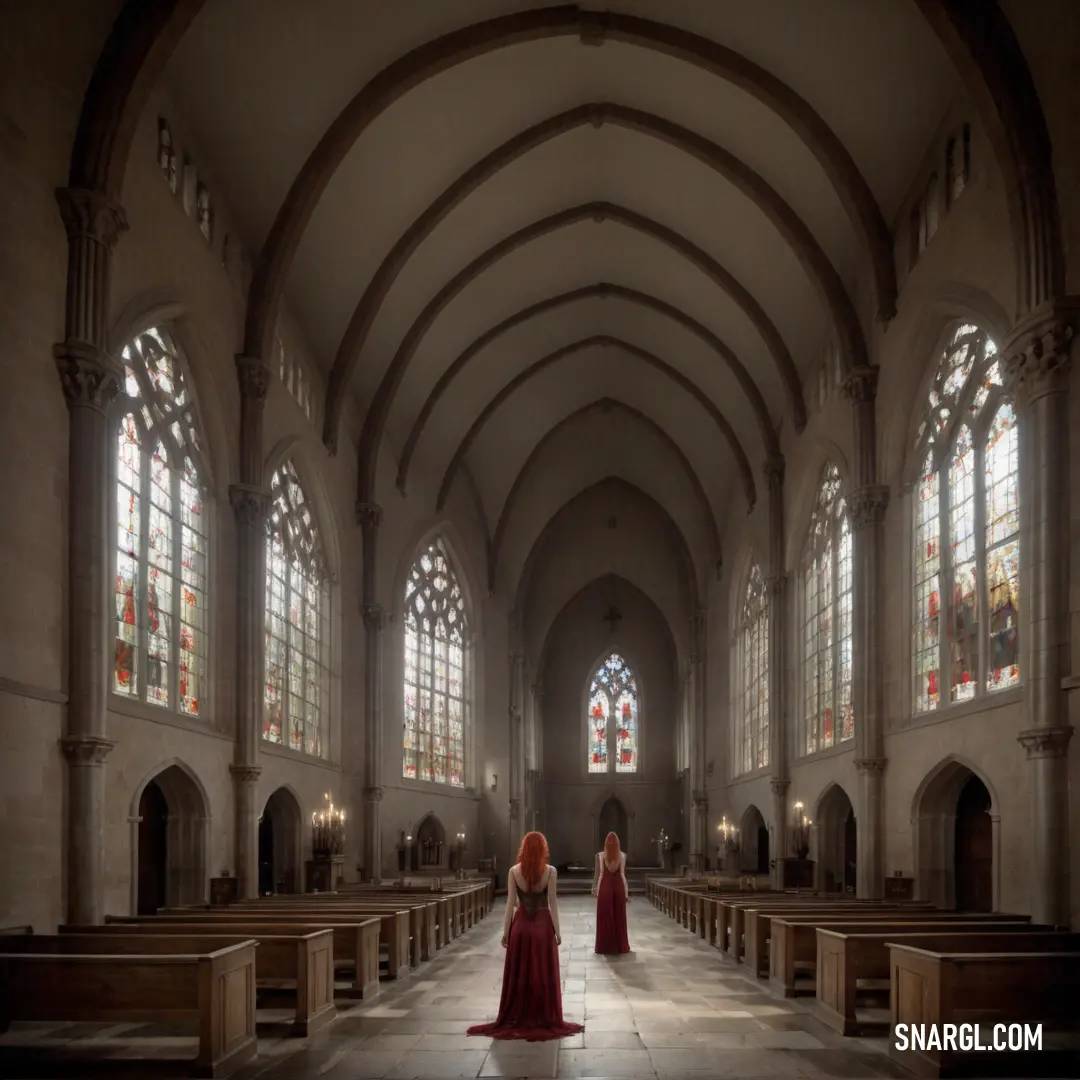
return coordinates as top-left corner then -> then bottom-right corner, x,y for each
161,0 -> 960,583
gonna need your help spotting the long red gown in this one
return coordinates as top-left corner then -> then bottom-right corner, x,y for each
466,869 -> 583,1041
594,856 -> 631,954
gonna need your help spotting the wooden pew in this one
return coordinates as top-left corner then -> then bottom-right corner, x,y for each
59,928 -> 335,1034
0,938 -> 257,1077
725,899 -> 891,961
108,913 -> 386,990
888,939 -> 1080,1077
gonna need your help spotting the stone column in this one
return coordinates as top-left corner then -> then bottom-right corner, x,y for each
357,502 -> 385,883
54,187 -> 127,924
508,649 -> 525,854
688,607 -> 707,869
229,353 -> 272,900
842,366 -> 890,900
1004,300 -> 1077,926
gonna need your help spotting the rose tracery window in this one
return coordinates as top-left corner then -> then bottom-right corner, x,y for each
801,464 -> 854,755
912,323 -> 1019,713
587,653 -> 638,774
736,561 -> 769,775
113,326 -> 209,716
403,538 -> 468,787
263,460 -> 329,756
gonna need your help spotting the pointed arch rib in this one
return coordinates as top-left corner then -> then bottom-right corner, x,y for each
398,281 -> 778,494
354,202 -> 794,504
489,397 -> 721,594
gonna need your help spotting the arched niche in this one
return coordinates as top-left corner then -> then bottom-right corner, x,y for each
414,813 -> 447,870
911,756 -> 1000,911
739,804 -> 769,875
590,789 -> 636,861
259,786 -> 303,895
130,760 -> 210,913
812,783 -> 856,894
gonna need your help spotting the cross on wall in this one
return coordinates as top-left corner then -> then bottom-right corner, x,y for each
603,606 -> 622,634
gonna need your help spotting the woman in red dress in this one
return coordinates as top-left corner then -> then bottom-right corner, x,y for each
466,831 -> 583,1041
593,831 -> 631,954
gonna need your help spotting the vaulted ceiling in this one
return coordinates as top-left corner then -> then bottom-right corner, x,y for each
162,1 -> 960,597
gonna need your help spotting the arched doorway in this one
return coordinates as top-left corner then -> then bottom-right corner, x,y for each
414,813 -> 446,869
597,796 -> 629,854
133,762 -> 209,913
913,757 -> 998,911
739,804 -> 769,874
261,787 -> 303,894
814,784 -> 856,893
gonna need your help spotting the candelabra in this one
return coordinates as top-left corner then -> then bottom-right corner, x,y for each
312,793 -> 346,856
716,816 -> 740,868
791,801 -> 811,860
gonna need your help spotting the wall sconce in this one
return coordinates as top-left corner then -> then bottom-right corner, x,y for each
490,773 -> 498,793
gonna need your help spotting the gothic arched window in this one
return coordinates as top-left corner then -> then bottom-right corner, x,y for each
403,537 -> 468,786
801,464 -> 854,755
912,323 -> 1018,713
737,561 -> 769,774
264,460 -> 329,756
587,653 -> 638,774
113,327 -> 209,715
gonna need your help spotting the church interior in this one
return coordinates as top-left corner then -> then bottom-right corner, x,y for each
2,1 -> 1079,1077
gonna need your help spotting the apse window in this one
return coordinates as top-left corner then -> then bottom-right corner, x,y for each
587,653 -> 639,775
912,323 -> 1019,714
736,561 -> 770,775
263,459 -> 330,756
800,463 -> 854,755
113,327 -> 209,717
403,537 -> 468,787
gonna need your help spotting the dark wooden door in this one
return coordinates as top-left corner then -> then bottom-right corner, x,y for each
844,810 -> 857,891
598,797 -> 628,854
955,776 -> 993,911
258,815 -> 274,895
756,826 -> 770,873
137,781 -> 168,914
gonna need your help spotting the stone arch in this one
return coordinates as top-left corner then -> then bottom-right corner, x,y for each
738,803 -> 769,875
259,785 -> 303,894
911,755 -> 1000,911
812,782 -> 856,894
129,759 -> 210,913
413,812 -> 447,870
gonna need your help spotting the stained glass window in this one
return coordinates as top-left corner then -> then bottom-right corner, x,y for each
264,460 -> 329,756
402,537 -> 468,786
113,327 -> 209,716
800,464 -> 853,755
585,653 -> 638,774
737,562 -> 769,775
911,323 -> 1018,712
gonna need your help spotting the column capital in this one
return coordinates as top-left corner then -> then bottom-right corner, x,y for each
855,756 -> 888,774
356,501 -> 383,531
769,777 -> 791,796
234,354 -> 271,401
764,572 -> 787,600
229,764 -> 262,784
509,705 -> 522,723
1003,297 -> 1079,403
53,340 -> 124,411
763,454 -> 785,492
60,734 -> 115,765
841,364 -> 880,405
55,187 -> 128,248
1017,726 -> 1073,759
229,483 -> 271,532
362,602 -> 385,632
363,785 -> 384,803
509,797 -> 522,816
847,484 -> 890,531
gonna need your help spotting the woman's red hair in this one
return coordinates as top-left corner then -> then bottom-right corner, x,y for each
604,831 -> 621,863
517,831 -> 549,888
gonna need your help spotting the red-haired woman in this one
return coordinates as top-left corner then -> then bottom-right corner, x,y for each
466,831 -> 583,1041
593,831 -> 631,954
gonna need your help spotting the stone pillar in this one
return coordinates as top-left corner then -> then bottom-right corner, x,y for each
54,187 -> 127,924
843,366 -> 890,900
688,607 -> 707,869
1004,299 -> 1077,926
764,456 -> 789,885
508,649 -> 526,854
358,501 -> 385,883
770,777 -> 789,883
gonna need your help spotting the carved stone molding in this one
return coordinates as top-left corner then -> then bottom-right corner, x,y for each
229,764 -> 262,784
842,364 -> 880,405
60,734 -> 115,766
363,785 -> 384,803
234,354 -> 271,401
362,602 -> 385,632
53,340 -> 123,411
763,454 -> 785,493
764,573 -> 787,602
356,501 -> 383,531
1003,299 -> 1078,403
854,757 -> 888,774
770,777 -> 791,796
55,187 -> 128,248
1017,726 -> 1073,759
509,797 -> 522,816
847,485 -> 890,531
229,484 -> 271,531
508,706 -> 522,723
